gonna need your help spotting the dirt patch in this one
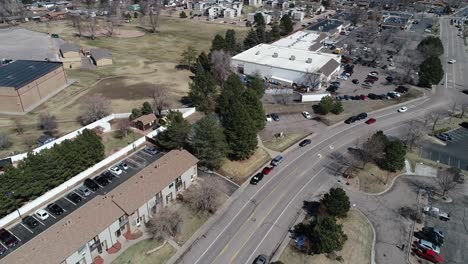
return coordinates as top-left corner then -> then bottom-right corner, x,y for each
218,148 -> 271,184
89,77 -> 156,100
352,163 -> 401,193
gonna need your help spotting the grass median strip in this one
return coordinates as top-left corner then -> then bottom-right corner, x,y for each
263,133 -> 309,152
218,148 -> 271,184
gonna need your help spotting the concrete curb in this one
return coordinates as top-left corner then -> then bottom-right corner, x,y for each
354,208 -> 376,264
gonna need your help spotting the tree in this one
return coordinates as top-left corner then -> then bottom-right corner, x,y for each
189,63 -> 218,113
418,56 -> 444,88
151,85 -> 169,116
71,15 -> 83,36
0,133 -> 12,150
254,13 -> 266,27
270,22 -> 281,41
247,75 -> 265,98
103,17 -> 117,37
191,115 -> 228,169
243,28 -> 259,49
280,14 -> 293,35
300,70 -> 321,91
436,167 -> 459,197
404,120 -> 426,150
130,108 -> 142,120
461,102 -> 468,118
156,111 -> 190,150
424,109 -> 445,133
380,140 -> 406,172
183,178 -> 225,214
87,16 -> 97,39
147,207 -> 182,241
243,88 -> 266,131
417,36 -> 444,58
179,46 -> 197,70
79,95 -> 112,125
211,34 -> 227,52
141,0 -> 162,33
330,100 -> 343,115
350,8 -> 365,25
320,188 -> 350,218
360,131 -> 388,167
179,10 -> 187,18
13,118 -> 24,135
117,119 -> 131,138
141,101 -> 153,115
210,50 -> 232,84
316,96 -> 334,115
295,216 -> 347,254
38,112 -> 58,135
225,29 -> 237,54
197,52 -> 211,72
255,26 -> 267,43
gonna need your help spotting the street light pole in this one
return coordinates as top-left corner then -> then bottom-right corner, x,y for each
5,191 -> 21,219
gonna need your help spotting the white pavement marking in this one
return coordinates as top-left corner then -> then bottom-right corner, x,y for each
12,232 -> 21,242
0,242 -> 7,250
32,215 -> 45,226
48,212 -> 56,219
64,197 -> 76,206
20,223 -> 34,234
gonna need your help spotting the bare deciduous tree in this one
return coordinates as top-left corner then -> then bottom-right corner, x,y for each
436,168 -> 459,197
404,120 -> 426,150
397,49 -> 422,84
183,179 -> 225,215
84,0 -> 95,9
300,70 -> 321,91
349,8 -> 366,25
23,135 -> 37,149
151,85 -> 170,116
0,0 -> 25,22
71,15 -> 83,37
141,0 -> 162,33
12,118 -> 24,135
147,207 -> 182,242
87,16 -> 97,39
0,133 -> 12,150
104,17 -> 117,37
79,94 -> 112,125
210,50 -> 232,84
424,110 -> 445,133
461,102 -> 468,118
39,112 -> 58,135
117,119 -> 131,138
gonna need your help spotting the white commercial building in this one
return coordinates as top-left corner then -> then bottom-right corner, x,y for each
272,31 -> 328,51
231,43 -> 341,88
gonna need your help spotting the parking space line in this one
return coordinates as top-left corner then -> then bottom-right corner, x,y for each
32,215 -> 45,226
48,213 -> 56,219
0,242 -> 7,250
11,232 -> 21,242
64,197 -> 76,206
74,192 -> 85,200
19,223 -> 34,234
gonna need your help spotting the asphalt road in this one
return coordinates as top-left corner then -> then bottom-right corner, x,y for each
172,14 -> 468,264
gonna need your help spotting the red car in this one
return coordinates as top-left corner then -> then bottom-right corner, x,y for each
415,248 -> 443,263
365,118 -> 376,124
360,94 -> 367,100
262,166 -> 273,175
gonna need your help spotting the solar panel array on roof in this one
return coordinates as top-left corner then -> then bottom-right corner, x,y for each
0,60 -> 63,89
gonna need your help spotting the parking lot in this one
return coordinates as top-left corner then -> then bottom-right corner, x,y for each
421,127 -> 468,170
0,146 -> 163,259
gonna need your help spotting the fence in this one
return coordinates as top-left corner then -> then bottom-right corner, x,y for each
0,108 -> 195,228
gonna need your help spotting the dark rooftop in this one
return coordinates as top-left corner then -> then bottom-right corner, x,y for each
307,19 -> 343,33
0,60 -> 63,89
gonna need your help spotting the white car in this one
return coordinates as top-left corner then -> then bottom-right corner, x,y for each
302,111 -> 311,119
35,209 -> 50,221
448,59 -> 456,64
368,72 -> 378,77
398,107 -> 408,113
418,239 -> 440,254
109,166 -> 122,175
77,185 -> 91,196
265,114 -> 273,122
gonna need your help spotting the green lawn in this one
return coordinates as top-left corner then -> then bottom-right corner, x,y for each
102,131 -> 139,156
111,239 -> 175,264
176,203 -> 210,244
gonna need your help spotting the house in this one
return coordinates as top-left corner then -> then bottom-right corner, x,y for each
60,43 -> 81,69
292,10 -> 305,22
381,11 -> 414,30
37,134 -> 55,146
0,149 -> 198,264
248,0 -> 263,7
247,12 -> 272,24
307,19 -> 344,37
133,113 -> 157,131
90,49 -> 113,67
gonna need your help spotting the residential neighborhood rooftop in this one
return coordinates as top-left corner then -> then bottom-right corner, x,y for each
307,19 -> 343,33
90,48 -> 112,60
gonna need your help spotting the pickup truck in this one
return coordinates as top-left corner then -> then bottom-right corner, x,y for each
423,206 -> 450,221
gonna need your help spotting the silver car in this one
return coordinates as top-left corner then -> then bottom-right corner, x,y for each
77,185 -> 91,196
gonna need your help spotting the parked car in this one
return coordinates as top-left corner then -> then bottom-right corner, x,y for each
462,90 -> 468,95
345,116 -> 357,124
343,95 -> 350,100
420,231 -> 444,247
448,59 -> 456,64
299,139 -> 312,147
262,166 -> 274,175
143,146 -> 159,155
418,239 -> 440,254
436,133 -> 452,142
109,166 -> 122,175
271,155 -> 283,166
265,114 -> 273,122
101,171 -> 114,182
271,113 -> 280,122
460,122 -> 468,129
119,162 -> 129,170
386,76 -> 394,82
330,81 -> 341,87
368,93 -> 377,100
302,111 -> 311,119
396,86 -> 409,93
35,209 -> 50,221
365,118 -> 377,124
77,185 -> 92,196
455,173 -> 465,183
0,229 -> 18,248
0,244 -> 4,255
422,227 -> 444,239
84,178 -> 100,191
352,79 -> 359,84
22,215 -> 39,229
250,173 -> 264,185
360,94 -> 367,100
356,112 -> 368,120
67,192 -> 82,204
398,107 -> 408,113
362,83 -> 373,88
94,176 -> 110,187
414,248 -> 443,263
253,255 -> 268,264
47,203 -> 64,216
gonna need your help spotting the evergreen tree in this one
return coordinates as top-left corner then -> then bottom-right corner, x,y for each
311,216 -> 347,254
225,29 -> 237,55
130,108 -> 142,119
254,13 -> 265,27
316,96 -> 334,115
270,23 -> 281,41
179,11 -> 187,18
243,28 -> 259,49
179,45 -> 198,70
211,34 -> 227,52
418,56 -> 444,88
243,88 -> 266,131
417,36 -> 444,57
141,101 -> 153,115
256,26 -> 267,43
191,115 -> 228,169
156,111 -> 191,150
280,14 -> 294,35
197,52 -> 211,72
189,63 -> 218,113
320,188 -> 351,218
380,140 -> 406,172
331,100 -> 344,115
247,75 -> 265,98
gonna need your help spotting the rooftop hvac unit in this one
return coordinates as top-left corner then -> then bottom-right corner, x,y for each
306,58 -> 312,63
272,52 -> 278,58
289,55 -> 295,61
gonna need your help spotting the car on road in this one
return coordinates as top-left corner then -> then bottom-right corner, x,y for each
253,255 -> 268,264
67,192 -> 82,204
265,114 -> 273,122
250,173 -> 264,185
356,112 -> 368,120
398,107 -> 408,112
94,175 -> 110,187
271,155 -> 283,166
143,146 -> 159,155
352,79 -> 359,84
0,229 -> 19,248
345,116 -> 357,124
262,166 -> 273,175
47,203 -> 64,216
302,111 -> 311,119
435,133 -> 452,142
365,118 -> 377,124
35,209 -> 50,221
448,59 -> 456,64
455,173 -> 465,183
84,178 -> 100,191
414,248 -> 443,263
77,185 -> 91,196
22,215 -> 39,229
417,239 -> 440,254
271,113 -> 280,121
119,162 -> 129,170
362,83 -> 373,88
109,166 -> 122,175
299,139 -> 312,147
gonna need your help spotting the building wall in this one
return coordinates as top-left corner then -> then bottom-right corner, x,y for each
0,87 -> 22,112
65,243 -> 92,264
233,59 -> 304,84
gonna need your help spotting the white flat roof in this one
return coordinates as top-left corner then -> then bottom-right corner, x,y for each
232,43 -> 340,73
272,31 -> 325,50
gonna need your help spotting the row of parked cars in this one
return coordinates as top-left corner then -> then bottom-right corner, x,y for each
344,112 -> 377,125
250,155 -> 283,185
336,86 -> 409,101
413,227 -> 445,263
